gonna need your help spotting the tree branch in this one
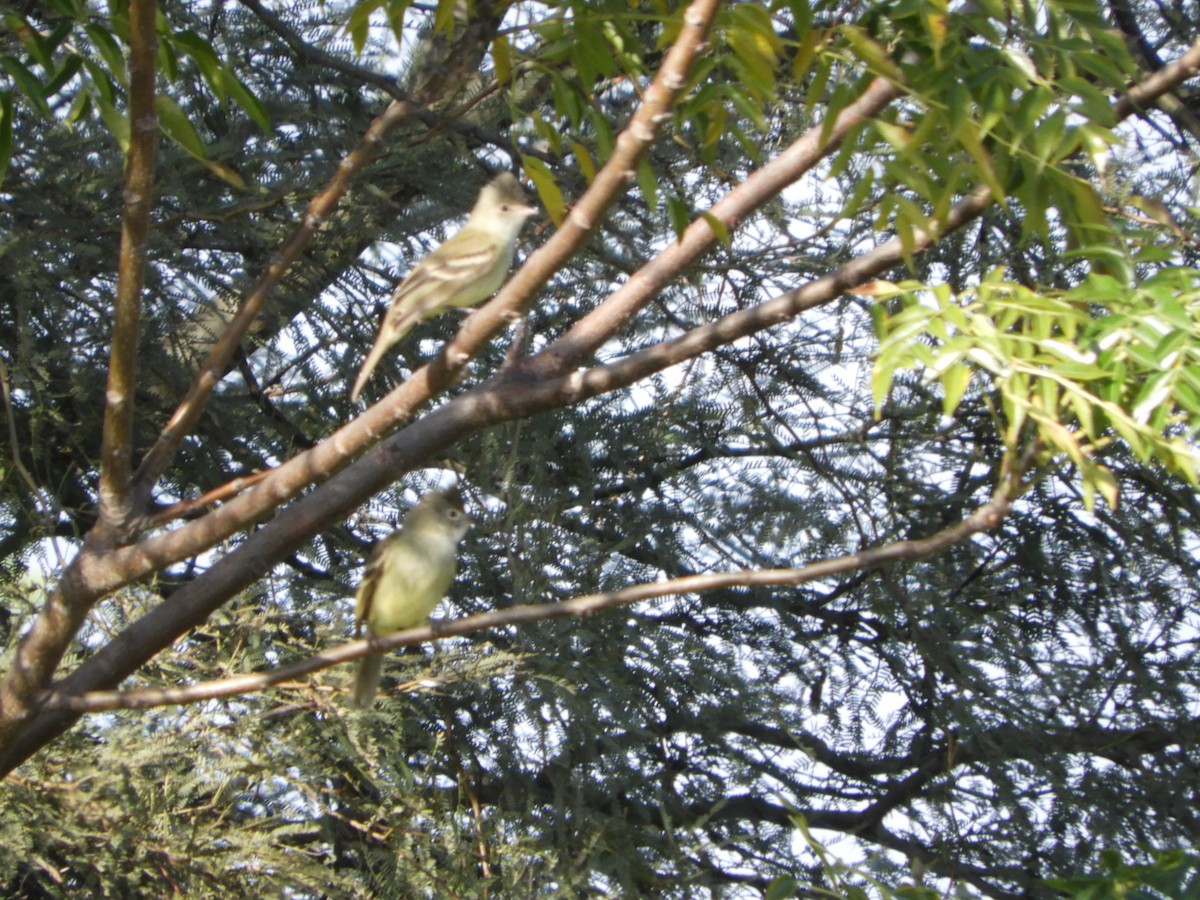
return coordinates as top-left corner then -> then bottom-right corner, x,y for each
97,0 -> 156,538
1113,33 -> 1200,120
356,0 -> 725,416
0,0 -> 727,618
521,75 -> 903,379
39,487 -> 1012,714
0,0 -> 727,771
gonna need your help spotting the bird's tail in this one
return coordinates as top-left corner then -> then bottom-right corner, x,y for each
352,652 -> 384,707
350,313 -> 418,402
350,338 -> 391,403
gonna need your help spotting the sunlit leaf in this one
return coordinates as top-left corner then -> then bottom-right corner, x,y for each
155,94 -> 206,160
521,155 -> 565,226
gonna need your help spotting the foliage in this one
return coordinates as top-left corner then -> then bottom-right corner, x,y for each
1049,849 -> 1200,900
873,267 -> 1200,510
0,0 -> 1198,897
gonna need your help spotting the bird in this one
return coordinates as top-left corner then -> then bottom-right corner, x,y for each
350,172 -> 537,402
351,486 -> 473,707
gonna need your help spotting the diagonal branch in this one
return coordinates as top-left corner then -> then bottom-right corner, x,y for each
0,0 -> 727,771
237,0 -> 541,159
1114,33 -> 1200,120
39,485 -> 1013,714
131,1 -> 519,502
97,0 -> 157,540
521,75 -> 903,378
7,22 -> 1198,776
484,182 -> 994,417
0,2 -> 509,752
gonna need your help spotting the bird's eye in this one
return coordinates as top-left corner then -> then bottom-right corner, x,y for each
500,204 -> 510,211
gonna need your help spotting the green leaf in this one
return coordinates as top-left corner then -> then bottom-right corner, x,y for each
573,17 -> 615,88
65,85 -> 92,124
1131,370 -> 1175,424
346,0 -> 382,56
85,22 -> 127,85
155,94 -> 207,160
44,53 -> 84,97
954,118 -> 1005,203
940,364 -> 972,415
551,74 -> 584,128
666,194 -> 689,241
521,156 -> 565,226
91,85 -> 129,149
0,57 -> 51,116
156,23 -> 179,82
434,0 -> 456,36
6,13 -> 54,70
572,140 -> 596,184
220,70 -> 271,134
200,159 -> 247,189
1074,51 -> 1131,92
40,0 -> 83,16
492,35 -> 512,84
171,30 -> 224,97
725,3 -> 781,99
384,0 -> 413,43
698,211 -> 730,248
636,158 -> 657,212
840,24 -> 903,82
721,83 -> 767,132
790,27 -> 825,84
805,51 -> 831,113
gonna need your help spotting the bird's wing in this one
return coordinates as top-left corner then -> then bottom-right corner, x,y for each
349,230 -> 502,402
395,228 -> 503,312
353,531 -> 402,631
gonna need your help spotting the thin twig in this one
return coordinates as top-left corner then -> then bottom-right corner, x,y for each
0,359 -> 42,503
38,488 -> 1013,713
358,0 -> 727,414
146,469 -> 272,527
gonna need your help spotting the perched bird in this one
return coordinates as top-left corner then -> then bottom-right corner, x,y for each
350,172 -> 537,402
351,487 -> 473,707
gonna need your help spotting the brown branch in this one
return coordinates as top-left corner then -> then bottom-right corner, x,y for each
0,358 -> 42,505
38,488 -> 1012,713
484,183 -> 994,418
1114,34 -> 1200,120
97,0 -> 156,539
8,18 -> 1198,775
0,3 -> 506,753
487,39 -> 1200,422
0,0 -> 159,735
133,1 -> 521,501
145,469 -> 272,527
237,0 -> 546,161
522,75 -> 904,379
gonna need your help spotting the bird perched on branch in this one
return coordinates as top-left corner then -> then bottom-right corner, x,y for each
350,172 -> 537,402
351,486 -> 472,707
